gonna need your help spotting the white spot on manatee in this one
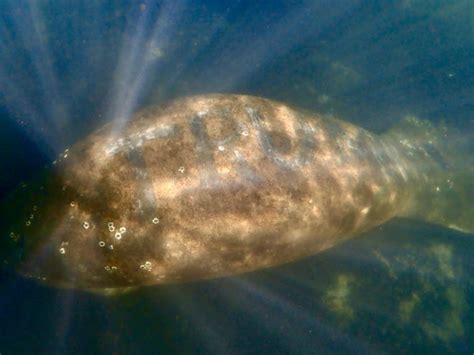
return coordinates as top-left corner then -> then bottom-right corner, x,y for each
108,222 -> 115,232
140,261 -> 153,271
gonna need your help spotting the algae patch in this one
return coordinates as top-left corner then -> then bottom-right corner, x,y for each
421,286 -> 467,343
399,292 -> 420,323
394,243 -> 466,343
324,274 -> 354,320
429,244 -> 455,279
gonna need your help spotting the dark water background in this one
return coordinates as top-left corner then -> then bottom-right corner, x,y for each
0,1 -> 473,354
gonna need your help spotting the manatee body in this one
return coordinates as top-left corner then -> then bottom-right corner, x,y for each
5,94 -> 433,290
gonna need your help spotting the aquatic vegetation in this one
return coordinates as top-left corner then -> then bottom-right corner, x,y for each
321,236 -> 470,348
324,274 -> 355,320
421,286 -> 467,343
399,292 -> 420,323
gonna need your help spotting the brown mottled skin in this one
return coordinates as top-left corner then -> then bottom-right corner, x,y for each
8,94 -> 424,291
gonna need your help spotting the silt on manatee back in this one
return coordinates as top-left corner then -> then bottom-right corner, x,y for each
0,94 -> 472,292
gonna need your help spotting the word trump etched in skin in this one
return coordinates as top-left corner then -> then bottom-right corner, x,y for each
104,100 -> 366,188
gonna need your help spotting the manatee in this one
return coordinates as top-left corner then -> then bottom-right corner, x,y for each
1,94 -> 472,292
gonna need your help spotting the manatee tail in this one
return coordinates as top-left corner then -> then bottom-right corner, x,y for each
383,116 -> 473,233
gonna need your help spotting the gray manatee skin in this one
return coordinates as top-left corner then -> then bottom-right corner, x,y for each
3,94 -> 428,291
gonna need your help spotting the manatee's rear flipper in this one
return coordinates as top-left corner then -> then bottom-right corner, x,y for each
383,116 -> 473,233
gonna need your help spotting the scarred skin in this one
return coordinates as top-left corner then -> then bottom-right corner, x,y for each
8,94 -> 421,291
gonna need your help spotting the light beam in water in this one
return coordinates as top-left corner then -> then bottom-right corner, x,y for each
106,1 -> 187,133
191,1 -> 362,91
222,277 -> 373,352
0,2 -> 69,155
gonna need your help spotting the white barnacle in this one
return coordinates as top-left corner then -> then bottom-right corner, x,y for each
140,261 -> 153,271
178,166 -> 185,174
152,217 -> 160,224
218,145 -> 225,152
109,245 -> 114,250
104,265 -> 111,271
59,247 -> 66,255
119,227 -> 126,233
115,232 -> 122,240
108,222 -> 115,232
241,130 -> 249,137
25,221 -> 31,227
98,241 -> 106,247
70,201 -> 76,207
83,221 -> 90,230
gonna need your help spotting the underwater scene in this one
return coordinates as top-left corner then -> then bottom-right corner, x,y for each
0,1 -> 473,354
